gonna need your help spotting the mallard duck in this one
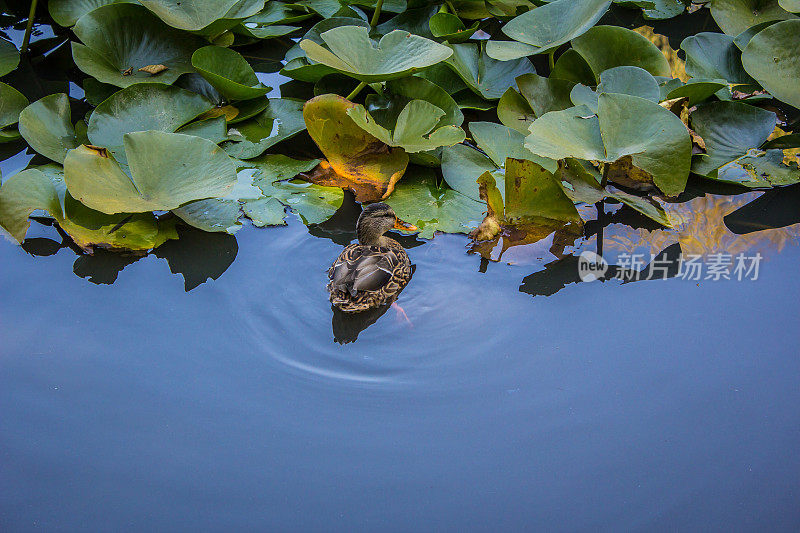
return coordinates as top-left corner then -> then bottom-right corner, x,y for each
327,203 -> 417,313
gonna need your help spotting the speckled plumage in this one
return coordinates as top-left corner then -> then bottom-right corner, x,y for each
327,238 -> 413,313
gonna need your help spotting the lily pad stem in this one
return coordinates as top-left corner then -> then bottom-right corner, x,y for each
370,0 -> 385,30
346,81 -> 368,101
600,162 -> 610,188
21,0 -> 39,55
548,50 -> 555,72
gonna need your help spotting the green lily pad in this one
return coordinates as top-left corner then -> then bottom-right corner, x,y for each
87,83 -> 215,161
497,88 -> 536,134
710,0 -> 796,36
243,155 -> 344,225
172,165 -> 263,233
429,12 -> 480,43
191,46 -> 270,101
569,66 -> 661,112
48,0 -> 134,26
571,25 -> 671,81
176,116 -> 229,144
299,26 -> 453,82
597,66 -> 660,102
72,3 -> 205,88
303,94 -> 409,202
665,78 -> 729,106
0,38 -> 20,77
223,98 -> 307,159
516,73 -> 576,117
680,32 -> 755,85
441,122 -> 556,200
281,18 -> 370,83
492,0 -> 611,59
348,100 -> 466,153
345,77 -> 465,153
550,49 -> 596,86
780,0 -> 800,11
138,0 -> 241,30
716,148 -> 800,187
608,189 -> 672,227
0,166 -> 172,251
64,131 -> 237,214
742,20 -> 800,109
690,101 -> 777,176
503,158 -> 582,224
18,94 -> 79,164
0,82 -> 27,129
384,166 -> 485,239
445,43 -> 536,100
525,93 -> 691,196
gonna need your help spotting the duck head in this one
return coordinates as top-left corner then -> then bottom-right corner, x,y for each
356,203 -> 417,245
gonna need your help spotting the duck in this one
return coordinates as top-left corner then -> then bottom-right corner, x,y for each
327,202 -> 417,313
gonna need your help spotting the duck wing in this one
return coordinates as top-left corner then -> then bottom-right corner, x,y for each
328,244 -> 403,296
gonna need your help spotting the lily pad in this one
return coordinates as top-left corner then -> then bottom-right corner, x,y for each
716,148 -> 800,187
48,0 -> 134,26
0,82 -> 28,129
445,43 -> 536,100
0,166 -> 172,251
87,83 -> 215,161
429,12 -> 480,43
138,0 -> 241,30
172,166 -> 263,233
525,93 -> 691,196
191,46 -> 270,101
680,32 -> 755,85
710,0 -> 796,36
441,122 -> 556,200
742,20 -> 800,109
64,132 -> 237,214
516,73 -> 576,118
223,98 -> 307,159
0,38 -> 19,77
665,78 -> 729,106
71,3 -> 205,88
244,155 -> 344,225
303,94 -> 409,202
780,0 -> 800,11
384,167 -> 485,239
492,0 -> 611,59
550,49 -> 596,86
281,17 -> 370,83
299,26 -> 453,82
690,101 -> 777,176
497,88 -> 536,134
571,25 -> 671,81
346,78 -> 466,153
18,94 -> 79,164
348,100 -> 465,153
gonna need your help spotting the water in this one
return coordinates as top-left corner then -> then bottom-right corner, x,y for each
2,190 -> 800,530
2,11 -> 800,532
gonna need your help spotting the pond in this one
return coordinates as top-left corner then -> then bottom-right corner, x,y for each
2,1 -> 800,530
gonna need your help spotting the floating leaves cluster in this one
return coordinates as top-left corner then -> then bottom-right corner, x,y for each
0,0 -> 798,258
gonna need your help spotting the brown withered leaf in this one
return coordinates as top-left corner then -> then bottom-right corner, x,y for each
84,144 -> 108,157
605,156 -> 658,193
303,94 -> 409,203
122,67 -> 133,76
138,64 -> 168,75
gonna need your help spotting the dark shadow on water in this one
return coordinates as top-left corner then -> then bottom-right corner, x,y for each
331,303 -> 393,345
153,225 -> 238,291
724,184 -> 800,235
73,250 -> 142,285
21,237 -> 64,257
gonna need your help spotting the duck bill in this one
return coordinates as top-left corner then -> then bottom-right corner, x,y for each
393,217 -> 418,232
